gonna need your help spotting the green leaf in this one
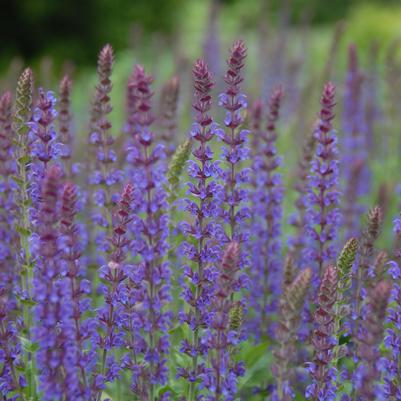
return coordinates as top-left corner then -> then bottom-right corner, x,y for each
19,336 -> 39,353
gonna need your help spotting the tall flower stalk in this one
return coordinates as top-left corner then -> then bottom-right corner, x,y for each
0,91 -> 16,297
273,267 -> 312,401
58,75 -> 75,178
124,65 -> 171,400
332,238 -> 358,395
354,281 -> 391,401
306,265 -> 338,401
353,206 -> 383,344
29,88 -> 59,210
12,68 -> 36,398
383,213 -> 401,399
59,182 -> 93,399
178,59 -> 221,401
32,166 -> 64,400
93,184 -> 133,400
250,87 -> 284,338
159,76 -> 180,159
88,44 -> 122,260
218,40 -> 250,245
0,91 -> 23,394
289,132 -> 315,266
306,83 -> 340,278
342,44 -> 369,238
203,242 -> 245,401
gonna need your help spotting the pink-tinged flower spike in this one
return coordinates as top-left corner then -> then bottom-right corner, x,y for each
306,265 -> 338,401
355,281 -> 391,401
58,75 -> 75,178
202,242 -> 246,401
91,183 -> 133,399
88,44 -> 123,259
217,40 -> 250,246
273,268 -> 312,401
123,65 -> 171,400
250,87 -> 284,339
306,83 -> 341,279
342,44 -> 370,239
159,75 -> 180,158
178,59 -> 222,401
353,206 -> 382,342
59,182 -> 93,399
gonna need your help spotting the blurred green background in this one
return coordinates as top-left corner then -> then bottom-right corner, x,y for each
1,0 -> 401,69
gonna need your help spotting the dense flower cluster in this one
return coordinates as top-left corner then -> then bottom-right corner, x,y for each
1,34 -> 401,401
306,83 -> 341,278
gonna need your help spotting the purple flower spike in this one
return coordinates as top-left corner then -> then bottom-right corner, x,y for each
203,241 -> 245,401
0,92 -> 23,398
342,44 -> 370,238
123,65 -> 171,399
58,75 -> 75,178
29,88 -> 60,209
179,59 -> 221,400
218,40 -> 250,246
92,184 -> 133,398
59,182 -> 93,399
306,83 -> 341,279
355,281 -> 391,401
159,75 -> 180,158
0,91 -> 17,298
88,44 -> 123,259
33,165 -> 66,401
382,215 -> 401,399
250,87 -> 284,339
306,265 -> 338,401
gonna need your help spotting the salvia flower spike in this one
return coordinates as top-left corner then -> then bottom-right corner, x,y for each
306,82 -> 340,279
159,75 -> 180,158
355,280 -> 391,400
32,165 -> 66,400
354,206 -> 383,344
306,264 -> 338,401
383,215 -> 401,398
202,241 -> 245,401
58,75 -> 75,177
88,44 -> 122,260
218,39 -> 250,245
250,86 -> 284,338
178,58 -> 221,401
273,267 -> 312,401
0,90 -> 24,399
12,69 -> 36,395
124,65 -> 171,399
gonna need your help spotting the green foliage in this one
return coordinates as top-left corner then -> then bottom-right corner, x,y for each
167,139 -> 192,203
345,3 -> 401,49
